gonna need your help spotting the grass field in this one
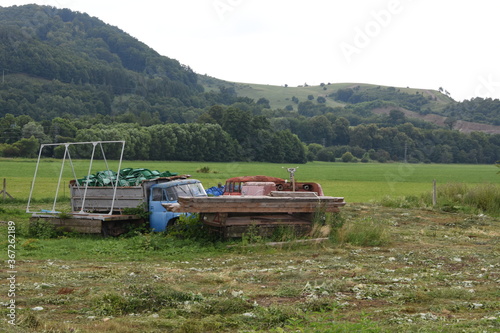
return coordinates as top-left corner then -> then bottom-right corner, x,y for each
1,158 -> 500,332
1,158 -> 498,205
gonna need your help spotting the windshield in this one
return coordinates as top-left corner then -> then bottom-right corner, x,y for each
171,183 -> 207,200
151,182 -> 207,202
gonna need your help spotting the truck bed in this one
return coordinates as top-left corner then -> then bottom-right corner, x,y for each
70,186 -> 145,213
30,212 -> 144,236
70,175 -> 189,213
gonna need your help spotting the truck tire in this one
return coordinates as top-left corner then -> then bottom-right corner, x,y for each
167,217 -> 179,231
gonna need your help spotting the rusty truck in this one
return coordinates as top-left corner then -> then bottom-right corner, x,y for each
165,171 -> 345,238
28,141 -> 207,235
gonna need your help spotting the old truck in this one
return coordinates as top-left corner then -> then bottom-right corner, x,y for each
165,172 -> 345,239
27,141 -> 207,235
223,175 -> 324,196
165,191 -> 346,238
30,175 -> 207,235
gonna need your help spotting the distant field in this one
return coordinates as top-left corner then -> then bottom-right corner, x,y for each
1,158 -> 498,204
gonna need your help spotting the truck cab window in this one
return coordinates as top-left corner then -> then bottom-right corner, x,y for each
166,187 -> 177,201
152,188 -> 163,201
176,184 -> 191,197
189,183 -> 206,197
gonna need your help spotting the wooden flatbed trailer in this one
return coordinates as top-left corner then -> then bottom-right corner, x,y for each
164,191 -> 346,238
29,212 -> 144,236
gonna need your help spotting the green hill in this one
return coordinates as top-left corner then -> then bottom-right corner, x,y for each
1,4 -> 500,165
200,75 -> 500,132
199,76 -> 454,113
1,4 -> 498,129
0,5 -> 200,91
0,4 -> 203,121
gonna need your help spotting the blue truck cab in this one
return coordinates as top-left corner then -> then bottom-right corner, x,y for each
149,179 -> 207,232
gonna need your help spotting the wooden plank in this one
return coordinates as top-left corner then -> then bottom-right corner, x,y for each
30,213 -> 144,234
223,222 -> 313,238
165,196 -> 345,213
204,217 -> 312,227
269,191 -> 317,197
32,216 -> 102,233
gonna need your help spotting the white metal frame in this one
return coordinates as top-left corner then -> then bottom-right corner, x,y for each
26,141 -> 125,215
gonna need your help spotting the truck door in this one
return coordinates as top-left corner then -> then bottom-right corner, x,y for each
149,181 -> 206,232
149,187 -> 173,232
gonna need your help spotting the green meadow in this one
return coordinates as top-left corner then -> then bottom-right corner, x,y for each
1,158 -> 498,204
1,159 -> 500,332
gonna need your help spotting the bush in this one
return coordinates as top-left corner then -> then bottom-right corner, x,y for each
316,148 -> 335,162
197,166 -> 211,173
28,218 -> 61,239
350,146 -> 366,158
168,214 -> 214,241
130,232 -> 171,251
463,183 -> 500,213
311,211 -> 346,238
341,152 -> 354,162
271,225 -> 298,242
197,166 -> 218,174
241,224 -> 263,245
423,183 -> 500,215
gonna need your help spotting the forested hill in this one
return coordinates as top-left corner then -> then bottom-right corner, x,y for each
0,4 -> 203,117
1,4 -> 500,165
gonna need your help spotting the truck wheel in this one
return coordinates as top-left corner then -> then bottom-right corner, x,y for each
167,218 -> 179,230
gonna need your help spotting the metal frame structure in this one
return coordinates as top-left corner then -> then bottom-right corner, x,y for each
26,141 -> 125,215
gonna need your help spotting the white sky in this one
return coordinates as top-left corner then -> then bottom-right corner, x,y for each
2,0 -> 500,101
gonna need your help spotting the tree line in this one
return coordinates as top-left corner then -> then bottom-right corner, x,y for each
2,107 -> 499,164
0,111 -> 307,164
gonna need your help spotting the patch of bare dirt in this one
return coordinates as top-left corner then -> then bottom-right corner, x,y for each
372,107 -> 500,134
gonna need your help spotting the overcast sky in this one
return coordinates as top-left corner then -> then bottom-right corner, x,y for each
3,0 -> 500,101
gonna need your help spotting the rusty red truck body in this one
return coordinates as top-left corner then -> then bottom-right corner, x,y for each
223,175 -> 324,196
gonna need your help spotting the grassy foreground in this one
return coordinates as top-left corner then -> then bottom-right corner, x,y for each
0,203 -> 499,332
1,159 -> 499,332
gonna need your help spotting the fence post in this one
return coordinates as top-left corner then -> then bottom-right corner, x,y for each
1,178 -> 14,200
432,179 -> 437,206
